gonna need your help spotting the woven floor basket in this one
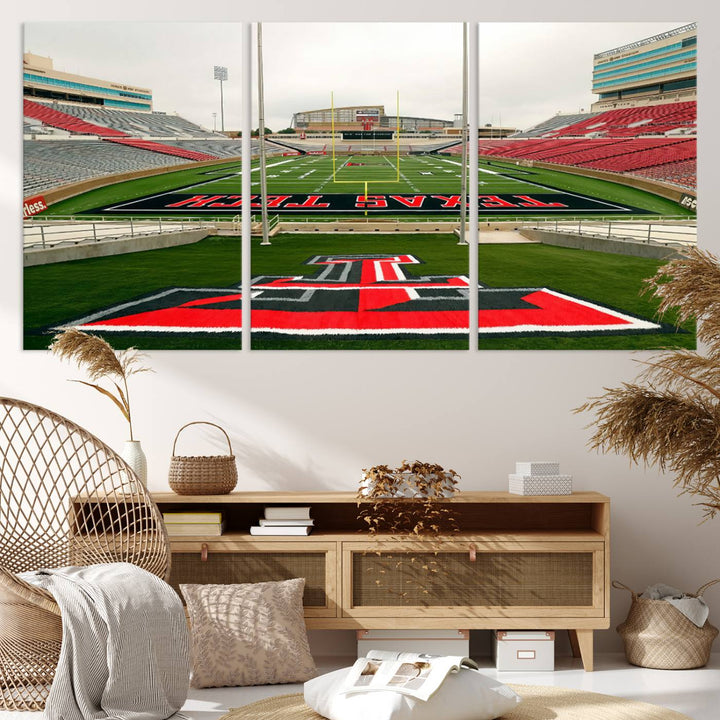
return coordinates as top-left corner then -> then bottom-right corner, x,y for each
614,579 -> 720,669
168,421 -> 238,495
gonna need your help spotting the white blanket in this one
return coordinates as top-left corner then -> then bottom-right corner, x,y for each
20,562 -> 189,720
642,583 -> 710,628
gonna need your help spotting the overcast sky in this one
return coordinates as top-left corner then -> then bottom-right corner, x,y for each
480,22 -> 692,130
24,21 -> 691,133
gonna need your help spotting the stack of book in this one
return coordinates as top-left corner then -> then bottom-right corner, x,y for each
163,511 -> 225,536
250,506 -> 313,535
508,461 -> 572,496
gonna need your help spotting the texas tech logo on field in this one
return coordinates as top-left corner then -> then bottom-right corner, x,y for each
59,254 -> 664,339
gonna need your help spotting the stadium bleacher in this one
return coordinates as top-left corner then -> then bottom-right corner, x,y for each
104,138 -> 218,162
23,98 -> 231,193
479,100 -> 696,190
23,140 -> 190,196
541,101 -> 696,138
511,112 -> 596,138
23,89 -> 696,197
49,102 -> 226,138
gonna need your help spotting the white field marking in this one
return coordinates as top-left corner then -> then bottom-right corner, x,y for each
540,288 -> 661,329
252,326 -> 469,336
106,158 -> 300,210
444,157 -> 631,211
477,286 -> 661,332
298,169 -> 317,179
478,163 -> 631,209
72,324 -> 241,334
57,287 -> 241,327
384,155 -> 419,193
369,257 -> 407,281
313,163 -> 341,192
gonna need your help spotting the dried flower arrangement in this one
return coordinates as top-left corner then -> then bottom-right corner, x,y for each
358,460 -> 460,535
577,248 -> 720,521
357,461 -> 461,605
50,328 -> 151,442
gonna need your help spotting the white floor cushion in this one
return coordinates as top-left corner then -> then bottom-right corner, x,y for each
304,666 -> 521,720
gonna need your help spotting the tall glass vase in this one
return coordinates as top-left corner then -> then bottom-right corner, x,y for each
121,440 -> 147,487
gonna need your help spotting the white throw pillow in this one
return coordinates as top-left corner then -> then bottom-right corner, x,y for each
304,666 -> 521,720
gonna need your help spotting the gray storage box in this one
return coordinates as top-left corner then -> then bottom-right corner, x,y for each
508,474 -> 572,495
515,461 -> 560,476
493,630 -> 555,671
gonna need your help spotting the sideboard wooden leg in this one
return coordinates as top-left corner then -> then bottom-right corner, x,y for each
568,629 -> 581,658
570,629 -> 594,671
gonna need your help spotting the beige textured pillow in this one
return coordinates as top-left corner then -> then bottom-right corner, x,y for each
180,578 -> 317,688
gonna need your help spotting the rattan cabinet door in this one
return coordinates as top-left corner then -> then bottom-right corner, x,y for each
343,540 -> 604,619
168,540 -> 338,617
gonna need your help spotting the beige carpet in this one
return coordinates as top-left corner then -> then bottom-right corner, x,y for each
221,684 -> 691,720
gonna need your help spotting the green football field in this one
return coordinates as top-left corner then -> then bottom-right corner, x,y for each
259,153 -> 464,194
23,233 -> 694,351
42,153 -> 692,220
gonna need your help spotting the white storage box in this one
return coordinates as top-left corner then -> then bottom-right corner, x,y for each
493,631 -> 555,672
357,629 -> 469,658
515,461 -> 560,476
508,474 -> 572,495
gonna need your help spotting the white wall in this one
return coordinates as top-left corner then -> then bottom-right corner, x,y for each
3,0 -> 719,656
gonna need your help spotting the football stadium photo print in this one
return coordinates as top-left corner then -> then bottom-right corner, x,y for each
22,21 -> 696,350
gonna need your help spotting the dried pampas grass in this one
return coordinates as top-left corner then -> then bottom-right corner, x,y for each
50,328 -> 151,441
578,247 -> 720,521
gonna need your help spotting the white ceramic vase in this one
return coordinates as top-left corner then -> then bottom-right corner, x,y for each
121,440 -> 147,486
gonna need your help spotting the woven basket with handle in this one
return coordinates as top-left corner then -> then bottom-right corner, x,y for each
614,579 -> 720,669
168,421 -> 238,495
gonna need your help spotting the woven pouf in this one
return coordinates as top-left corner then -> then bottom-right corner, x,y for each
220,684 -> 692,720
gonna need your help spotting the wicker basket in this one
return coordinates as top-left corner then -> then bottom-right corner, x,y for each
168,422 -> 238,495
614,579 -> 720,669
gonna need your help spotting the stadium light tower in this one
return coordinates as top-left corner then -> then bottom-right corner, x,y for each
214,65 -> 228,132
458,22 -> 469,245
257,23 -> 270,245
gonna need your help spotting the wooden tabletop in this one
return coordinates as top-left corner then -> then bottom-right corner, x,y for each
150,490 -> 610,504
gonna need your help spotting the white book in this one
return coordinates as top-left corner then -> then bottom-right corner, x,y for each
166,522 -> 225,536
264,506 -> 312,520
163,511 -> 222,524
250,525 -> 312,536
258,518 -> 314,527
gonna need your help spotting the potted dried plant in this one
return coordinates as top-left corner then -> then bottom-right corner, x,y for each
50,328 -> 152,485
359,460 -> 459,500
578,248 -> 720,521
357,461 -> 460,605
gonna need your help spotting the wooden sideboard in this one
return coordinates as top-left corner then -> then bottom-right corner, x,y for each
147,490 -> 609,671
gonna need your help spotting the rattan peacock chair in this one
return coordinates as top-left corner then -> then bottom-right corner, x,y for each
0,397 -> 171,711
